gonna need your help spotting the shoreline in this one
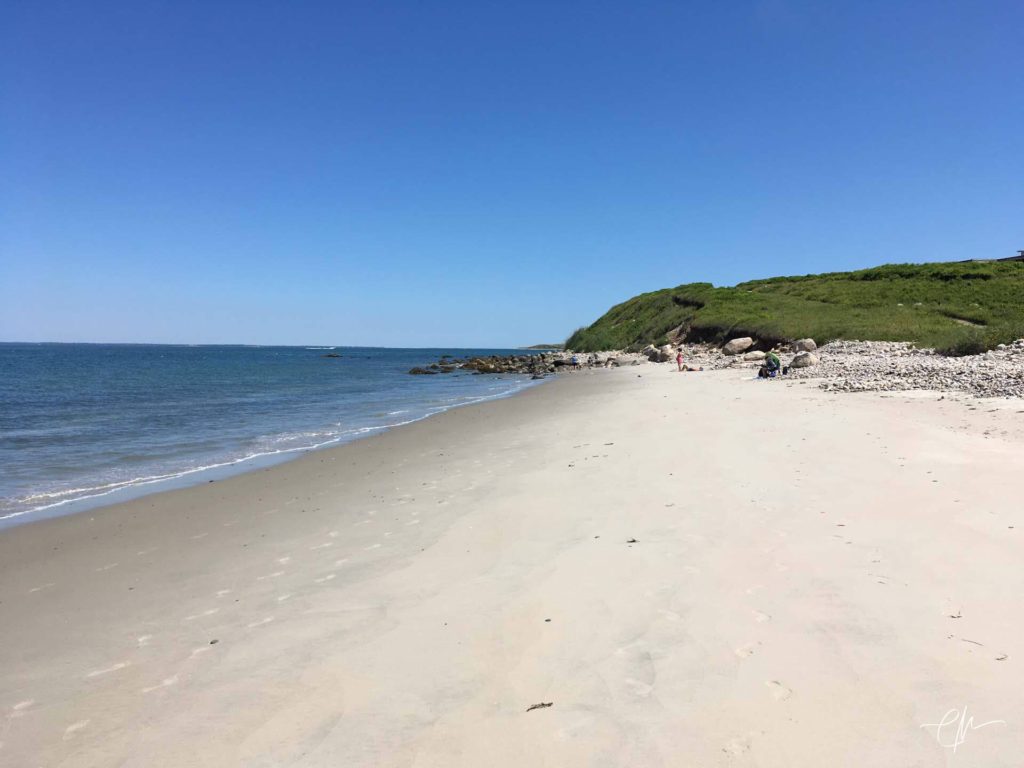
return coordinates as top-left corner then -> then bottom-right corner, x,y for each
0,371 -> 548,531
2,365 -> 1022,766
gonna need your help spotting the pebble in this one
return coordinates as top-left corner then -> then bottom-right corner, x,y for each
783,339 -> 1024,399
638,339 -> 1024,399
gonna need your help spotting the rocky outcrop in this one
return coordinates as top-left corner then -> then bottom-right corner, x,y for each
722,337 -> 754,355
409,349 -> 658,377
462,355 -> 551,375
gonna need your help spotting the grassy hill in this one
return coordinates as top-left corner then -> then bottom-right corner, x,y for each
566,260 -> 1024,356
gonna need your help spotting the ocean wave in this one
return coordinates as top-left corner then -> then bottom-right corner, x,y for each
0,373 -> 542,525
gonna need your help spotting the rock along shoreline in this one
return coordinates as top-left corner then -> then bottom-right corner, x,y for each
411,338 -> 1024,399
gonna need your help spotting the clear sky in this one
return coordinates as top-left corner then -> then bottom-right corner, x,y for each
2,1 -> 1021,347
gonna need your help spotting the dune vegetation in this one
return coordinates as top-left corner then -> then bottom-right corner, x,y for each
566,260 -> 1024,356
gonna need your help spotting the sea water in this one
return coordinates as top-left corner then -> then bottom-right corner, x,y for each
0,343 -> 543,526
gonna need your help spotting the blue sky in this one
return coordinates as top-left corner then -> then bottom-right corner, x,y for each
2,1 -> 1021,346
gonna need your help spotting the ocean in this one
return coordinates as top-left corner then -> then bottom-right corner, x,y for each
0,343 -> 544,527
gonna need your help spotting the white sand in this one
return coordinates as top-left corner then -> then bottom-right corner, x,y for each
1,366 -> 1021,766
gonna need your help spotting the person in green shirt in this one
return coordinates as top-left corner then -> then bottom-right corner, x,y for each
760,350 -> 782,378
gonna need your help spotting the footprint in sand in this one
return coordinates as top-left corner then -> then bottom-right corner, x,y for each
190,533 -> 208,540
313,573 -> 335,584
184,608 -> 219,621
277,594 -> 292,602
247,617 -> 273,629
407,519 -> 421,526
734,643 -> 757,659
28,583 -> 55,594
364,543 -> 381,551
63,720 -> 90,740
766,680 -> 792,700
722,736 -> 751,755
85,662 -> 129,679
623,677 -> 654,697
276,556 -> 291,565
256,571 -> 284,581
136,547 -> 159,556
752,610 -> 772,623
141,676 -> 178,694
215,589 -> 232,598
310,542 -> 333,551
10,700 -> 34,718
137,635 -> 153,647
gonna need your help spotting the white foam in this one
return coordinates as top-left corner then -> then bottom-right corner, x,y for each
2,374 -> 545,524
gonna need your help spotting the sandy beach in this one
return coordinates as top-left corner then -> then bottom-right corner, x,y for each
2,365 -> 1021,766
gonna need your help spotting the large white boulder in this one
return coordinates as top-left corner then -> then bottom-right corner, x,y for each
793,338 -> 817,353
722,337 -> 754,355
790,351 -> 819,368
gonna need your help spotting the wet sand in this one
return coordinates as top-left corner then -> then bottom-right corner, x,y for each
1,366 -> 1021,766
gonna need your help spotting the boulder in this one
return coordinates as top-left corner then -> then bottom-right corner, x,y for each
722,337 -> 754,356
641,344 -> 661,362
658,344 -> 675,362
743,350 -> 766,361
792,338 -> 817,353
790,352 -> 819,368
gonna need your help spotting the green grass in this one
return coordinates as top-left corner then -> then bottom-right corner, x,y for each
565,261 -> 1024,355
